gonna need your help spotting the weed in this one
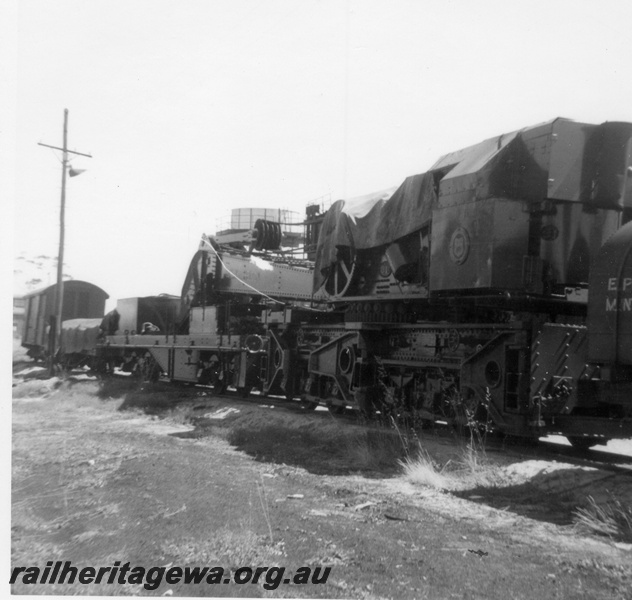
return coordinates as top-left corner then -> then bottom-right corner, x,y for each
399,421 -> 503,490
161,528 -> 281,569
399,449 -> 451,490
454,441 -> 503,488
573,493 -> 632,543
389,416 -> 421,457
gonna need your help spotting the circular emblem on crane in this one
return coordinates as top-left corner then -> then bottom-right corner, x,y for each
449,227 -> 470,265
379,261 -> 392,278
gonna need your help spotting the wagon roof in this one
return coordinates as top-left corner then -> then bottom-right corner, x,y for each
21,279 -> 109,299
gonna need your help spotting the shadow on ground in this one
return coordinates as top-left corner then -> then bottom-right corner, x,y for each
453,466 -> 632,543
453,479 -> 578,526
96,377 -> 410,477
224,421 -> 408,476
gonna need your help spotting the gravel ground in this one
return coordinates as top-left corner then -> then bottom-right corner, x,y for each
10,368 -> 632,599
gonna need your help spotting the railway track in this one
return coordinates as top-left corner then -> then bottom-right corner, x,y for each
534,439 -> 632,476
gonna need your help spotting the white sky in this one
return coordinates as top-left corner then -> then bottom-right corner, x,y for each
7,0 -> 632,307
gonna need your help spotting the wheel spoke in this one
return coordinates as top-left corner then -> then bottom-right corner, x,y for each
324,248 -> 356,298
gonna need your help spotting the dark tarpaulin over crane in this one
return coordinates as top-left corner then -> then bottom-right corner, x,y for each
313,172 -> 437,290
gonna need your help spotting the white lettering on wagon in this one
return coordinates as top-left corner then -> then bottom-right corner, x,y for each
606,297 -> 632,311
608,277 -> 632,291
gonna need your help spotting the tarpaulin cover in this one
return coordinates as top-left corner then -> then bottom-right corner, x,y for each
314,172 -> 437,290
60,318 -> 102,354
430,127 -> 522,175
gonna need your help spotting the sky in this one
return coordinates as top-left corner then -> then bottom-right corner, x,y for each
6,0 -> 632,308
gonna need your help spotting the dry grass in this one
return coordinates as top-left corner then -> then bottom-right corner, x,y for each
574,493 -> 632,543
161,527 -> 283,569
399,449 -> 451,489
400,436 -> 504,491
453,439 -> 504,488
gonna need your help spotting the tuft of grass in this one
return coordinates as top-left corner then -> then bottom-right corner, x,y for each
453,439 -> 503,488
460,441 -> 486,472
399,449 -> 451,490
161,528 -> 281,569
573,493 -> 632,543
400,435 -> 504,491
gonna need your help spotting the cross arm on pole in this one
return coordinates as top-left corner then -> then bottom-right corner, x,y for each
37,142 -> 93,158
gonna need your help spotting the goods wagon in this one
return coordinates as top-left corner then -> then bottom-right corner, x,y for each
21,280 -> 108,359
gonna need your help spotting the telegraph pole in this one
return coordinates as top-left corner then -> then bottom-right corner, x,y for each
38,109 -> 92,375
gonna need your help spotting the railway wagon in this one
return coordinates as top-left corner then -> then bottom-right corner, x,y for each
22,281 -> 108,360
95,117 -> 632,447
58,318 -> 104,370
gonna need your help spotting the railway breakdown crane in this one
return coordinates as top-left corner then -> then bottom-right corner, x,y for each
92,117 -> 632,448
